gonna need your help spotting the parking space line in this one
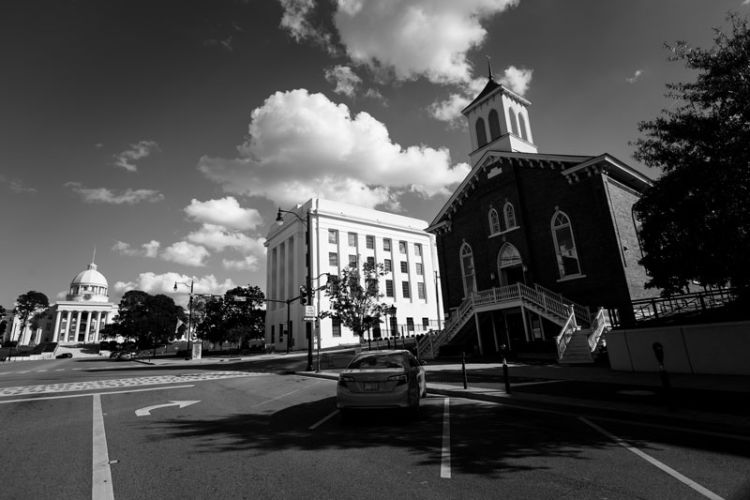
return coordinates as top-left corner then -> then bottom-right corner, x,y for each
310,410 -> 339,430
441,397 -> 451,479
92,394 -> 114,500
579,417 -> 725,500
252,388 -> 301,408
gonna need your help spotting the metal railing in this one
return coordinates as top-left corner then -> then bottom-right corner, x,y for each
629,288 -> 737,324
555,306 -> 579,359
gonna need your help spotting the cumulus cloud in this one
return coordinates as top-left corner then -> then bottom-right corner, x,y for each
161,241 -> 211,267
279,0 -> 335,52
113,272 -> 237,307
187,224 -> 266,253
198,89 -> 469,209
112,240 -> 161,258
429,66 -> 533,123
222,255 -> 262,271
324,65 -> 362,97
626,69 -> 644,84
333,0 -> 518,85
184,197 -> 263,231
65,182 -> 164,204
113,140 -> 160,172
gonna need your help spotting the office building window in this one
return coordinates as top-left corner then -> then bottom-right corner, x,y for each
417,282 -> 426,299
415,263 -> 423,275
329,252 -> 339,267
348,254 -> 358,268
366,235 -> 375,249
383,238 -> 391,251
422,317 -> 430,329
385,279 -> 394,297
328,229 -> 338,244
366,256 -> 375,267
414,243 -> 422,256
406,317 -> 415,333
401,281 -> 411,298
399,241 -> 407,254
271,325 -> 275,344
348,232 -> 358,247
400,261 -> 408,273
332,318 -> 341,337
384,259 -> 392,272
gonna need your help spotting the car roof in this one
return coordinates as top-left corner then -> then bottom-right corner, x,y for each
351,350 -> 411,359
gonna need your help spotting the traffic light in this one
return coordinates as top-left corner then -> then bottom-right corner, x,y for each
299,285 -> 307,305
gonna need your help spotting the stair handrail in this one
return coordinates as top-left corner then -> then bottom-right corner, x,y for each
555,305 -> 579,359
533,283 -> 591,325
587,307 -> 611,352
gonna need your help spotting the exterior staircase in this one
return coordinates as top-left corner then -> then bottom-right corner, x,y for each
417,283 -> 611,364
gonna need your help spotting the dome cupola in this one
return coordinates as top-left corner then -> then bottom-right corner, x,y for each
67,261 -> 109,302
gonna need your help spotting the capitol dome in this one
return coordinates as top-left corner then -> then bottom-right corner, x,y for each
67,262 -> 109,302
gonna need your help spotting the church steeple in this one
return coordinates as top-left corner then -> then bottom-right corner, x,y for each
462,67 -> 537,165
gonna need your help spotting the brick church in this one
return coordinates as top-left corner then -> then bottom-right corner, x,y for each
423,73 -> 658,362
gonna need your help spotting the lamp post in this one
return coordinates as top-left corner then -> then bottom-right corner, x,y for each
388,304 -> 397,344
173,280 -> 194,359
276,207 -> 314,370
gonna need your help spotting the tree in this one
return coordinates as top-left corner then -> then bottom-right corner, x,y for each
194,286 -> 265,347
12,291 -> 49,344
632,14 -> 750,301
115,291 -> 184,347
322,262 -> 389,342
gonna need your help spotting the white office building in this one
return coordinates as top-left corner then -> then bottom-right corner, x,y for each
265,198 -> 444,352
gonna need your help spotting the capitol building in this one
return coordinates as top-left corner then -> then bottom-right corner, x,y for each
8,259 -> 118,346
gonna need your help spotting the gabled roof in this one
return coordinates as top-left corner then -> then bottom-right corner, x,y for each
461,78 -> 532,116
427,150 -> 653,231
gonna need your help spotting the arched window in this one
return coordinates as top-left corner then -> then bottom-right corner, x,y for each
488,109 -> 501,140
497,243 -> 524,286
475,118 -> 488,147
460,243 -> 477,297
551,211 -> 581,278
504,202 -> 517,229
488,208 -> 501,234
518,113 -> 528,141
509,109 -> 518,136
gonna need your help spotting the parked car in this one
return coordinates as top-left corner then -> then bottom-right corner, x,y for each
114,349 -> 138,360
55,352 -> 73,359
336,350 -> 426,414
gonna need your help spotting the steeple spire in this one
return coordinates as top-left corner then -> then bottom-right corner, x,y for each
486,55 -> 494,81
92,246 -> 97,264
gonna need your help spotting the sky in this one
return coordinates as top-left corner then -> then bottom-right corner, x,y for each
1,0 -> 747,310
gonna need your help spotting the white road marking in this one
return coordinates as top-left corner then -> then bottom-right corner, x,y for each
309,410 -> 339,430
135,400 -> 200,417
252,388 -> 302,408
580,417 -> 726,500
0,385 -> 195,404
92,394 -> 115,500
0,371 -> 265,398
441,397 -> 451,479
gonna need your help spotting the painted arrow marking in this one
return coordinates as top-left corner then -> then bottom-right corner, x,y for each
135,400 -> 200,417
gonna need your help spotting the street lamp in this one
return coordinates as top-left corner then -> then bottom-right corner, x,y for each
388,304 -> 397,343
173,280 -> 194,359
276,207 -> 314,370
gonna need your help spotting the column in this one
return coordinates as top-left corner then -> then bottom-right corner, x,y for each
65,310 -> 72,343
95,311 -> 103,342
73,310 -> 82,342
53,311 -> 63,343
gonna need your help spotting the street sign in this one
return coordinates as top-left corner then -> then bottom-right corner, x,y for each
304,305 -> 316,321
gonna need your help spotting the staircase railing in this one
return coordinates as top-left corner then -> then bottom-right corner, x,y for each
555,306 -> 579,360
587,307 -> 611,352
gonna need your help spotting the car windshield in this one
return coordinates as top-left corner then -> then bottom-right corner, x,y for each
348,353 -> 406,369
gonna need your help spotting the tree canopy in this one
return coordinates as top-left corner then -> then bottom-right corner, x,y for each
632,14 -> 750,299
13,291 -> 49,339
195,286 -> 265,346
114,290 -> 185,347
322,262 -> 389,338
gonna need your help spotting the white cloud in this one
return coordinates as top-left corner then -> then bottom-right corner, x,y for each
112,240 -> 161,258
198,89 -> 470,209
429,66 -> 533,123
160,241 -> 211,267
324,65 -> 362,97
66,182 -> 164,204
743,0 -> 750,6
184,197 -> 263,231
626,69 -> 644,84
222,255 -> 261,271
278,0 -> 334,52
186,224 -> 267,254
113,272 -> 237,307
0,174 -> 37,194
113,140 -> 160,172
333,0 -> 519,85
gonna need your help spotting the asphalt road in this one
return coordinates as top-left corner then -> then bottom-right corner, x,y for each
1,358 -> 748,500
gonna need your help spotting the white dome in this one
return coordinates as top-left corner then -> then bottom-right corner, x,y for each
68,262 -> 109,302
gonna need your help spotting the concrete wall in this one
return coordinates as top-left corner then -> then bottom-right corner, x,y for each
607,321 -> 750,375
